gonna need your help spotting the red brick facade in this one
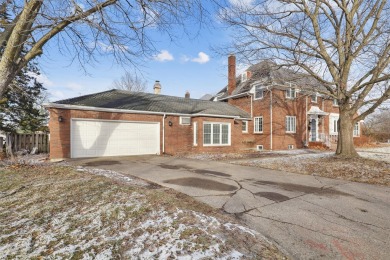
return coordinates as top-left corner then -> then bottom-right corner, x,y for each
48,88 -> 362,159
48,108 -> 254,159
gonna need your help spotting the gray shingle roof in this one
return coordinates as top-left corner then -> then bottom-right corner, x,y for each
54,89 -> 250,118
215,61 -> 326,99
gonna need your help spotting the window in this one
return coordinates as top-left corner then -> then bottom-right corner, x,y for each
256,145 -> 264,151
330,115 -> 339,134
286,116 -> 296,133
254,117 -> 263,133
180,117 -> 191,125
241,72 -> 247,82
286,88 -> 296,99
242,121 -> 248,133
353,123 -> 360,137
311,93 -> 317,103
193,122 -> 197,146
203,123 -> 230,146
254,85 -> 264,99
333,99 -> 339,106
288,144 -> 294,150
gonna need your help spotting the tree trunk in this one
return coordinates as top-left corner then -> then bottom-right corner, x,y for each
0,59 -> 16,98
336,110 -> 359,158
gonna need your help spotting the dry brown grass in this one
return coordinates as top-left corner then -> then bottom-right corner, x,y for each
0,164 -> 285,259
236,155 -> 390,186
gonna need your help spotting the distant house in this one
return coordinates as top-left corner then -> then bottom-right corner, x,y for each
45,56 -> 362,159
213,55 -> 362,150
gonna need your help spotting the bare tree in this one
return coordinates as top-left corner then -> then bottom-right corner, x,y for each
218,0 -> 390,157
0,0 -> 206,98
364,108 -> 390,141
112,72 -> 147,92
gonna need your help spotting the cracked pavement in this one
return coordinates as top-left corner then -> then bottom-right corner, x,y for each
70,156 -> 390,259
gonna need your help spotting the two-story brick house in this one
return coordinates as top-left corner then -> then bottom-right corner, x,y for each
212,55 -> 361,150
45,55 -> 361,159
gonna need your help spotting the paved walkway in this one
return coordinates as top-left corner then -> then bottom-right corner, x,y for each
70,156 -> 390,259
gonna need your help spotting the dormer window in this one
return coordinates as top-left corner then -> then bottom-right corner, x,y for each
286,88 -> 296,99
254,85 -> 264,100
241,72 -> 248,82
311,93 -> 317,103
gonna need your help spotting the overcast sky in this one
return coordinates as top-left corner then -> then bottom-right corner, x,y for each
36,5 -> 237,102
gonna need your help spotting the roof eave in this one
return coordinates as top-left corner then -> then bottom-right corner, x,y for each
43,102 -> 248,119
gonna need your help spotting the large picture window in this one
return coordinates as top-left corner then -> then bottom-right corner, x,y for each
286,116 -> 296,133
254,117 -> 263,133
203,123 -> 230,146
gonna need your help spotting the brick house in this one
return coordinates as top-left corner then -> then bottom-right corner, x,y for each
213,55 -> 362,150
45,56 -> 362,159
45,86 -> 252,159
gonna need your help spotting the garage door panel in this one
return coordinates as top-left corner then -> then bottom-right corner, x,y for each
71,119 -> 160,158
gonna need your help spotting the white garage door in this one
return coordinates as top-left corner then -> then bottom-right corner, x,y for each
71,119 -> 160,158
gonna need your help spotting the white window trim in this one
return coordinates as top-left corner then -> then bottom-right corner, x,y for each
203,122 -> 231,146
193,122 -> 198,146
288,144 -> 294,150
353,122 -> 360,137
254,85 -> 264,100
333,99 -> 339,107
256,145 -> 264,151
254,116 -> 263,133
242,121 -> 248,133
180,116 -> 191,125
286,116 -> 296,133
329,113 -> 339,135
241,72 -> 248,82
311,93 -> 317,103
286,88 -> 296,99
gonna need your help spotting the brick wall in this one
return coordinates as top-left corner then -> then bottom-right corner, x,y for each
48,108 -> 254,159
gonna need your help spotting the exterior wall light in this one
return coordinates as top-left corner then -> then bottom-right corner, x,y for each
168,121 -> 173,126
58,116 -> 64,122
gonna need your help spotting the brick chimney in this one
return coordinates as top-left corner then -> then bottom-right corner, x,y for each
185,91 -> 190,99
228,54 -> 236,96
153,80 -> 161,94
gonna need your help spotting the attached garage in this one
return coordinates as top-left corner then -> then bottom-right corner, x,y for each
71,119 -> 160,158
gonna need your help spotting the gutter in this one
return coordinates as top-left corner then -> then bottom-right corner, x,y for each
44,103 -> 248,120
218,92 -> 250,101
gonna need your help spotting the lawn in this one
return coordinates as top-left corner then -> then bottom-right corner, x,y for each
180,145 -> 390,186
0,164 -> 284,259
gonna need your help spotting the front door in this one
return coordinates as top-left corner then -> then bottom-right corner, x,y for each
310,118 -> 317,141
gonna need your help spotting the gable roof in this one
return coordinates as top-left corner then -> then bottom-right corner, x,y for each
215,61 -> 325,100
49,89 -> 250,119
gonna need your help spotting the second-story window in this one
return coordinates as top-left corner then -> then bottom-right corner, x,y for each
241,72 -> 247,82
286,88 -> 296,99
333,99 -> 339,106
311,93 -> 317,103
254,85 -> 263,99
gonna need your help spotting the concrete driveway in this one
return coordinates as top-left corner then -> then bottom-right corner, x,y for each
70,156 -> 390,259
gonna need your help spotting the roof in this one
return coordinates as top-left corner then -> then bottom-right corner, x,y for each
51,89 -> 250,119
215,61 -> 326,100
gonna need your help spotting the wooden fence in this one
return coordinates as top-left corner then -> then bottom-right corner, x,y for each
5,133 -> 49,153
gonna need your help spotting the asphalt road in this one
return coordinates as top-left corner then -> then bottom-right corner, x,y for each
70,156 -> 390,260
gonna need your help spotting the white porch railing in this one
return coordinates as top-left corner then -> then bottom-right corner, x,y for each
314,133 -> 338,148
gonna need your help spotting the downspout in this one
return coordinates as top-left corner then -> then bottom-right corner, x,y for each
270,89 -> 273,150
322,98 -> 325,136
162,114 -> 166,154
305,96 -> 308,144
250,93 -> 253,118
